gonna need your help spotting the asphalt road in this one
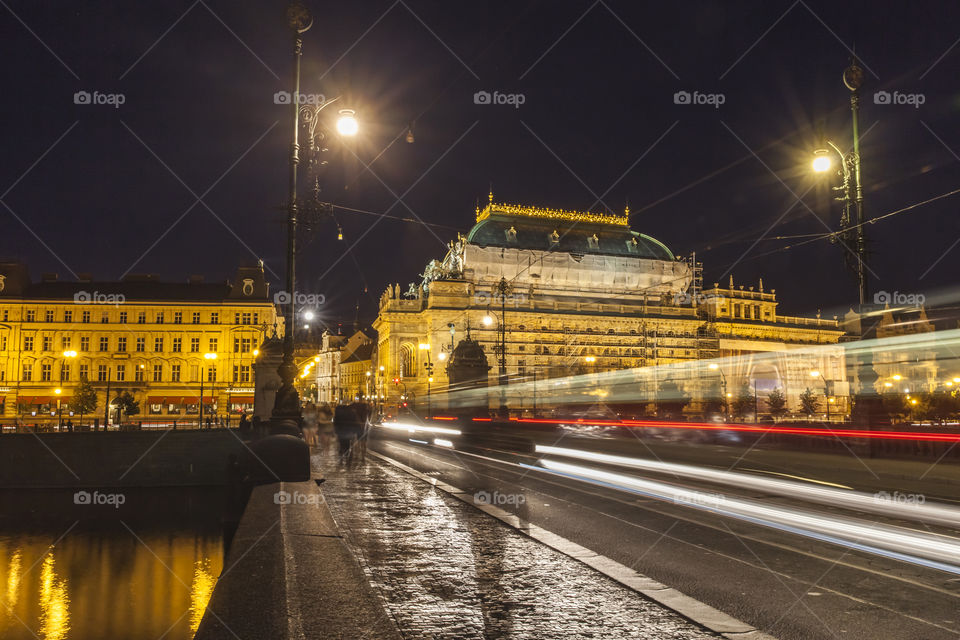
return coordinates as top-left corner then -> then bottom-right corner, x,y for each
369,424 -> 960,640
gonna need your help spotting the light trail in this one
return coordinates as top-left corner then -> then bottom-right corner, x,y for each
376,421 -> 462,436
529,459 -> 960,575
535,445 -> 960,528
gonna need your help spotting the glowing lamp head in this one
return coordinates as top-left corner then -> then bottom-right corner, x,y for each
418,343 -> 430,351
812,149 -> 832,173
336,109 -> 358,136
204,352 -> 217,360
62,350 -> 77,358
303,310 -> 315,321
438,352 -> 447,361
584,355 -> 596,363
482,315 -> 494,326
55,388 -> 62,395
809,370 -> 820,378
708,363 -> 719,370
892,374 -> 902,381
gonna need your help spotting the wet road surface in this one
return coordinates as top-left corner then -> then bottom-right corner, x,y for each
314,449 -> 718,639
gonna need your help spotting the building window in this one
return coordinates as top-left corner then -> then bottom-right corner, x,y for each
101,311 -> 109,323
138,311 -> 146,324
80,336 -> 90,351
136,337 -> 145,352
99,337 -> 109,352
208,366 -> 216,382
210,312 -> 219,325
42,336 -> 52,351
25,310 -> 35,322
61,336 -> 71,350
41,363 -> 52,382
45,310 -> 55,322
208,337 -> 218,352
154,337 -> 163,352
116,365 -> 125,382
192,312 -> 201,324
234,337 -> 252,353
171,364 -> 181,382
119,311 -> 127,323
62,309 -> 72,323
59,363 -> 69,382
153,364 -> 163,382
174,312 -> 183,324
135,365 -> 144,382
156,312 -> 164,324
172,337 -> 182,353
82,310 -> 91,323
22,363 -> 32,381
97,365 -> 108,382
23,336 -> 33,351
254,313 -> 259,325
233,364 -> 251,383
190,337 -> 200,353
117,336 -> 127,352
79,364 -> 88,380
734,304 -> 741,318
1,336 -> 6,350
517,360 -> 526,377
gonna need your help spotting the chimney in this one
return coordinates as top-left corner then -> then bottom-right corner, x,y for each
77,272 -> 93,282
41,273 -> 59,282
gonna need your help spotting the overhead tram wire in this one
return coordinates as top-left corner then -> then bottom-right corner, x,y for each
332,204 -> 463,233
715,184 -> 960,267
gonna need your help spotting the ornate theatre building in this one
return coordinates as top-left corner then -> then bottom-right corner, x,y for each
374,196 -> 846,416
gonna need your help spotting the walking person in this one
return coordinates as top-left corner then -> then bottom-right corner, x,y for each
333,403 -> 361,466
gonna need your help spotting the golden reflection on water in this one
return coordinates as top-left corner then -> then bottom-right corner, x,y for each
190,558 -> 216,635
6,549 -> 21,609
38,554 -> 69,640
0,533 -> 222,640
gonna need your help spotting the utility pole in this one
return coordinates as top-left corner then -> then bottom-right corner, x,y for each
494,277 -> 510,418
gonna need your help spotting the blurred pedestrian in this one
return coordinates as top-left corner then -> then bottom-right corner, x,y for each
333,403 -> 361,466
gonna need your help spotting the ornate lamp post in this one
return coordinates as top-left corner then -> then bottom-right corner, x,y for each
482,277 -> 511,418
274,0 -> 358,425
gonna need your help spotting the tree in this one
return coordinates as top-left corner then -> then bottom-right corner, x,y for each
731,381 -> 754,420
701,380 -> 725,417
799,387 -> 819,417
73,376 -> 98,426
656,379 -> 690,419
881,392 -> 909,424
113,391 -> 140,423
919,389 -> 959,425
767,388 -> 788,421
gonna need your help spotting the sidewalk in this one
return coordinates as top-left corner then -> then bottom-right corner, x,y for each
314,447 -> 719,639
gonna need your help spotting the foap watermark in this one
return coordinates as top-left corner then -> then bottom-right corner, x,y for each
673,90 -> 725,109
74,490 -> 126,508
74,290 -> 126,306
273,489 -> 325,506
474,291 -> 527,307
873,90 -> 925,108
473,90 -> 526,109
473,490 -> 525,506
274,290 -> 326,306
874,290 -> 925,306
673,492 -> 726,509
672,291 -> 726,306
74,90 -> 125,108
274,91 -> 326,105
874,490 -> 925,505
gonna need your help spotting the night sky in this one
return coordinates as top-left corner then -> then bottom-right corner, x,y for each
2,1 -> 959,328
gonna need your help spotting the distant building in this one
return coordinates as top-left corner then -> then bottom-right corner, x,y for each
313,330 -> 374,404
374,195 -> 846,416
0,262 -> 280,424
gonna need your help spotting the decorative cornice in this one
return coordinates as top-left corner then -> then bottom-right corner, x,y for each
475,201 -> 629,227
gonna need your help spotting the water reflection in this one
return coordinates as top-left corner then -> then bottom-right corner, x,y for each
0,488 -> 234,640
38,554 -> 69,640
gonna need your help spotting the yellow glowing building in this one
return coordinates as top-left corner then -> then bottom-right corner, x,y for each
374,197 -> 846,416
0,262 -> 281,425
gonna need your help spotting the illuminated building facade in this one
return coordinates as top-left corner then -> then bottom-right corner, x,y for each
313,330 -> 374,404
0,262 -> 280,424
374,196 -> 846,416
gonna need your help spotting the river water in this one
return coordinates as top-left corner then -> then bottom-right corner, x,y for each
0,487 -> 241,640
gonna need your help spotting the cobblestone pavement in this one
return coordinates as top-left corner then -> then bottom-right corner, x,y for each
313,450 -> 717,639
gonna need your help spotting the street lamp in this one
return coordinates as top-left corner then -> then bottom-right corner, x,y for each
274,0 -> 359,426
58,350 -> 77,430
419,344 -> 434,418
201,352 -> 217,428
708,362 -> 728,420
810,370 -> 831,422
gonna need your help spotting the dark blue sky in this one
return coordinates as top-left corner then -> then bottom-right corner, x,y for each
2,1 -> 959,327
